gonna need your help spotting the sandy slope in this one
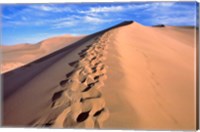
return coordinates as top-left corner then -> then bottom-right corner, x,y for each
1,35 -> 84,73
2,21 -> 196,130
102,23 -> 196,130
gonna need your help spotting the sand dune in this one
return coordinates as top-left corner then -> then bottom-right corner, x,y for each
2,21 -> 196,130
33,34 -> 110,128
102,22 -> 196,130
1,35 -> 84,73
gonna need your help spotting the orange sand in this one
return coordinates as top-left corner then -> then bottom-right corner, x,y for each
2,22 -> 196,130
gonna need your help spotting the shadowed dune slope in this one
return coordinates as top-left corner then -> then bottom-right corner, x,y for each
2,21 -> 196,130
2,21 -> 133,127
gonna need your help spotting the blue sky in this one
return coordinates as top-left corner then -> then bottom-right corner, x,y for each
1,2 -> 198,45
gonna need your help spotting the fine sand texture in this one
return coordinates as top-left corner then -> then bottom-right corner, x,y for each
2,21 -> 197,130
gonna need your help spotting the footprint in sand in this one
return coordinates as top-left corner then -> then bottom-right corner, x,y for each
36,32 -> 113,128
51,90 -> 71,108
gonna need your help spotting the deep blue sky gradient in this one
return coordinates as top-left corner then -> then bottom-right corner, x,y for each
1,2 -> 198,45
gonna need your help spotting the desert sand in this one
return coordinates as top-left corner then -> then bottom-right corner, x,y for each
1,35 -> 84,73
2,21 -> 197,130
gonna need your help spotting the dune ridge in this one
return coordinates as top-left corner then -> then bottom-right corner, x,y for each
32,32 -> 112,128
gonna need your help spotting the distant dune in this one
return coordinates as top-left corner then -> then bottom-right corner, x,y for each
2,21 -> 196,130
1,35 -> 84,73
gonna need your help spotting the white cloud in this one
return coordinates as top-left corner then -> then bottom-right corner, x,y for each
6,21 -> 25,26
127,3 -> 151,10
3,2 -> 196,29
79,3 -> 175,14
79,5 -> 125,14
154,2 -> 176,7
137,2 -> 196,26
52,15 -> 112,29
152,16 -> 196,26
6,20 -> 46,26
2,14 -> 12,19
31,5 -> 52,11
84,16 -> 105,23
54,21 -> 76,28
90,6 -> 124,12
2,7 -> 50,22
21,16 -> 28,21
30,5 -> 72,12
